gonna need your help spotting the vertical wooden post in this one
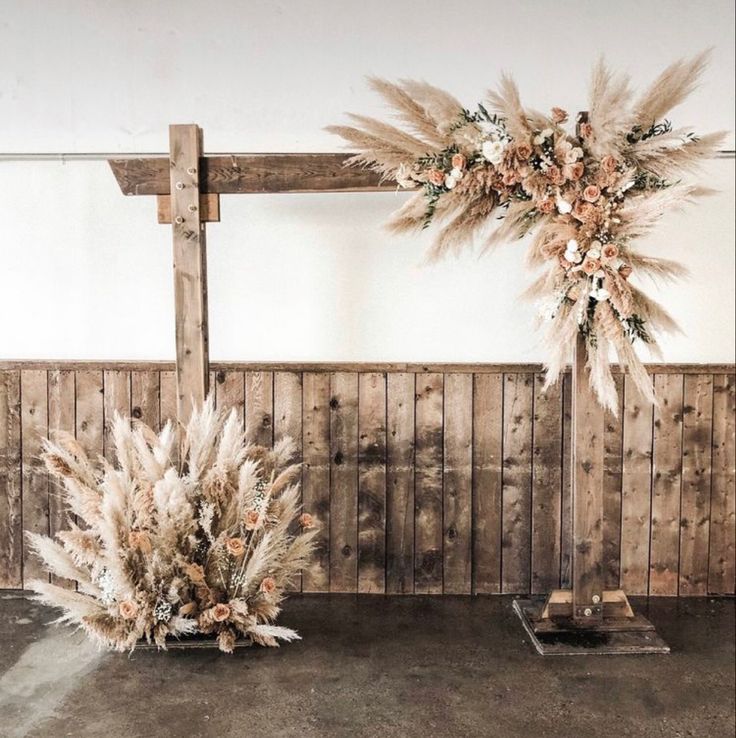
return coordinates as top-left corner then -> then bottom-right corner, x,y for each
571,332 -> 605,622
169,124 -> 209,425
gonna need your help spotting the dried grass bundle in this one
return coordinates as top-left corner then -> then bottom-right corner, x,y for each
28,398 -> 318,653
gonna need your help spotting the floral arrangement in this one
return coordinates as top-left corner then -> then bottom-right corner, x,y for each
27,399 -> 318,653
327,53 -> 725,411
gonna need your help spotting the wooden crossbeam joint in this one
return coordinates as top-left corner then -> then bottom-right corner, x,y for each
157,193 -> 220,224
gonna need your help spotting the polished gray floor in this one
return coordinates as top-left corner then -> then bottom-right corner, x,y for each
0,593 -> 733,737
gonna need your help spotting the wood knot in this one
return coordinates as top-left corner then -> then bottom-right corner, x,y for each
447,527 -> 457,540
216,371 -> 226,384
329,397 -> 339,410
132,407 -> 142,419
341,545 -> 352,557
333,451 -> 344,466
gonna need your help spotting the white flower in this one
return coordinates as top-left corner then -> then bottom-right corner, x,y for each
588,248 -> 601,259
565,250 -> 582,264
542,128 -> 553,138
566,238 -> 579,252
450,167 -> 464,180
591,288 -> 610,301
533,134 -> 545,145
444,174 -> 458,189
556,197 -> 572,214
594,269 -> 606,279
571,147 -> 583,160
482,139 -> 505,165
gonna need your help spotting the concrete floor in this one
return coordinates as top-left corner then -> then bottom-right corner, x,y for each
0,593 -> 733,738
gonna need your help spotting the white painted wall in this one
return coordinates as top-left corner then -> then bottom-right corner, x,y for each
1,0 -> 734,363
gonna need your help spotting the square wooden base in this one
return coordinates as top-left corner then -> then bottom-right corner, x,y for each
513,597 -> 670,656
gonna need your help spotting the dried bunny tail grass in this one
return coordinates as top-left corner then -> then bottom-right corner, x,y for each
367,77 -> 449,147
397,79 -> 465,133
587,58 -> 634,157
486,73 -> 532,140
633,50 -> 712,129
427,193 -> 499,261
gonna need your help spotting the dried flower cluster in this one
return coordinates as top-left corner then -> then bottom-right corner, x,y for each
27,399 -> 318,653
328,53 -> 725,411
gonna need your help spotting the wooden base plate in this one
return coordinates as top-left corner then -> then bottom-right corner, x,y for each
513,599 -> 670,656
135,636 -> 251,651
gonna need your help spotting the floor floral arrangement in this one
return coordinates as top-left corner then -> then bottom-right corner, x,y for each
27,399 -> 318,653
328,52 -> 725,411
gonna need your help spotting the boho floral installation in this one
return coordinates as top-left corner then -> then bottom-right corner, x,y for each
27,399 -> 318,653
327,52 -> 725,411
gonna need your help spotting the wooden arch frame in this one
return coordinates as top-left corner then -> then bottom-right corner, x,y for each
108,124 -> 668,654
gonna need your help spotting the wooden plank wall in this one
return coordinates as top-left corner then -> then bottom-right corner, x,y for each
0,363 -> 734,596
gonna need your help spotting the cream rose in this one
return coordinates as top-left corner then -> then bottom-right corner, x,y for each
119,600 -> 138,620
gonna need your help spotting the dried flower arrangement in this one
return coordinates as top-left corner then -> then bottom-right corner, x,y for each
27,399 -> 318,653
327,52 -> 725,411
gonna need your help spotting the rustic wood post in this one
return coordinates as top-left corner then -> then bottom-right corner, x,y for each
169,124 -> 209,425
571,331 -> 604,622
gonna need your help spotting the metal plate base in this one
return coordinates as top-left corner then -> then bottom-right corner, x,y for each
513,598 -> 670,656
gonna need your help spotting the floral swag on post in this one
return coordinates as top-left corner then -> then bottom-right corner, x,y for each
327,52 -> 725,411
27,399 -> 318,653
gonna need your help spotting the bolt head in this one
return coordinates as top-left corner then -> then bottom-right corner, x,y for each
188,204 -> 198,212
174,216 -> 184,224
592,594 -> 601,604
186,166 -> 197,175
175,182 -> 184,190
583,607 -> 592,617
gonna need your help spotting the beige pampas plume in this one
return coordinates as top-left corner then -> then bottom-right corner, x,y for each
587,58 -> 634,157
486,72 -> 532,140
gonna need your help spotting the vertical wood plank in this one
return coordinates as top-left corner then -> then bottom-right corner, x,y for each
531,374 -> 562,594
560,372 -> 573,589
679,374 -> 713,595
103,370 -> 130,462
649,374 -> 684,596
501,373 -> 533,594
47,370 -> 75,589
75,371 -> 104,460
386,372 -> 415,594
358,373 -> 386,593
329,372 -> 358,592
472,373 -> 503,594
414,373 -> 443,594
131,370 -> 160,430
709,374 -> 735,594
302,373 -> 330,592
170,124 -> 209,425
160,370 -> 178,426
245,371 -> 274,447
602,374 -> 624,590
215,370 -> 245,422
21,370 -> 49,584
0,371 -> 22,588
274,371 -> 303,592
620,376 -> 654,595
443,373 -> 472,594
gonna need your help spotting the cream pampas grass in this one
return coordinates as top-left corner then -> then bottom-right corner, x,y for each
329,53 -> 725,413
27,398 -> 318,653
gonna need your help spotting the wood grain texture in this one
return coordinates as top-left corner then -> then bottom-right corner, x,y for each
47,370 -> 75,589
21,370 -> 49,583
0,371 -> 22,588
560,372 -> 573,589
329,373 -> 358,592
103,370 -> 131,462
531,374 -> 562,594
386,373 -> 415,594
649,374 -> 684,596
501,373 -> 534,594
602,374 -> 624,590
679,374 -> 713,595
245,371 -> 273,447
131,370 -> 160,429
414,373 -> 443,594
214,370 -> 244,421
301,373 -> 330,592
169,125 -> 209,424
443,373 -> 472,594
472,373 -> 503,594
620,376 -> 654,595
358,373 -> 387,593
709,374 -> 735,594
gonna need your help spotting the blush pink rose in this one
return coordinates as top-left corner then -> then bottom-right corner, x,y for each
451,153 -> 466,170
602,244 -> 619,260
601,155 -> 618,174
551,107 -> 568,124
427,169 -> 445,186
583,185 -> 601,203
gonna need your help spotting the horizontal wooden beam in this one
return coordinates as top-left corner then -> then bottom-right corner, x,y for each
0,360 -> 733,375
109,153 -> 393,196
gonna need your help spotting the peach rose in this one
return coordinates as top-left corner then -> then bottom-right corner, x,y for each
583,185 -> 601,203
619,264 -> 633,280
515,142 -> 533,160
546,165 -> 564,185
244,509 -> 261,530
601,155 -> 618,174
128,530 -> 152,554
185,562 -> 206,584
212,603 -> 231,622
564,162 -> 584,181
427,169 -> 445,186
537,198 -> 555,214
225,537 -> 245,557
582,257 -> 601,275
451,153 -> 466,170
299,513 -> 315,529
260,576 -> 277,595
602,244 -> 619,260
119,600 -> 138,620
579,122 -> 593,138
551,107 -> 568,124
